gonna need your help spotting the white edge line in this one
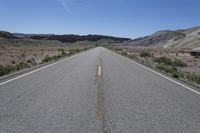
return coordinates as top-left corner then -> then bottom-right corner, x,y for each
106,48 -> 200,95
0,51 -> 87,86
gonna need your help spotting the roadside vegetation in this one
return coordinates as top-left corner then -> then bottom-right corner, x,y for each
140,50 -> 152,57
0,46 -> 93,77
41,47 -> 91,63
41,48 -> 66,63
154,57 -> 187,67
107,46 -> 200,86
0,62 -> 31,76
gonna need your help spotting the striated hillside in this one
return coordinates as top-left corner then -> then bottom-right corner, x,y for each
125,26 -> 200,49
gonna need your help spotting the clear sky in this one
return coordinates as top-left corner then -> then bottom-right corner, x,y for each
0,0 -> 200,38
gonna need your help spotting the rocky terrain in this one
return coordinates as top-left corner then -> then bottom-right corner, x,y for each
125,26 -> 200,49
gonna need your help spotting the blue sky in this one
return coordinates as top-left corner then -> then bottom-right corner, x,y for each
0,0 -> 200,38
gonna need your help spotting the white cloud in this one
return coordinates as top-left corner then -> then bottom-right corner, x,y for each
61,0 -> 71,13
59,0 -> 95,13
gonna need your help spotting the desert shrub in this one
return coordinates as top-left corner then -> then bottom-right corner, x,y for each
177,71 -> 185,78
156,63 -> 166,70
58,48 -> 66,56
140,51 -> 151,57
75,49 -> 80,53
16,62 -> 30,70
171,71 -> 179,78
129,54 -> 137,59
154,57 -> 173,66
41,53 -> 67,64
69,50 -> 76,55
11,60 -> 16,64
156,64 -> 184,79
156,63 -> 200,84
42,55 -> 52,63
0,65 -> 5,76
0,65 -> 16,76
186,72 -> 200,84
121,51 -> 128,56
0,63 -> 31,77
154,57 -> 187,67
84,47 -> 88,51
173,59 -> 187,67
27,58 -> 37,66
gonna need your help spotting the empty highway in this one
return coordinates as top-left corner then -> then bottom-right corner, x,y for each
0,47 -> 200,133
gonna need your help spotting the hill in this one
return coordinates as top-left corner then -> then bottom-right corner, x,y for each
0,31 -> 16,39
125,26 -> 200,49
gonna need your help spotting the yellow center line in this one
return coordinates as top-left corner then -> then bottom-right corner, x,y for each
96,87 -> 102,121
98,65 -> 102,76
96,62 -> 103,121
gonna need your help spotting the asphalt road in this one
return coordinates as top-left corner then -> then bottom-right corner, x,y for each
0,47 -> 200,133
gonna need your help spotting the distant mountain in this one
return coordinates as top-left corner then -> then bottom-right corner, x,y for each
0,30 -> 130,44
125,26 -> 200,49
46,34 -> 130,43
13,33 -> 130,43
13,33 -> 53,38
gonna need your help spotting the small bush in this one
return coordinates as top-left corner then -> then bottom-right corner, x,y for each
58,48 -> 66,56
69,50 -> 76,55
75,49 -> 80,53
156,64 -> 180,78
0,65 -> 16,76
186,72 -> 200,84
121,51 -> 128,56
154,57 -> 173,66
0,62 -> 30,77
154,57 -> 187,67
16,62 -> 30,70
173,59 -> 187,67
41,51 -> 69,64
129,54 -> 137,59
140,51 -> 151,57
172,72 -> 179,78
27,58 -> 37,66
42,55 -> 52,63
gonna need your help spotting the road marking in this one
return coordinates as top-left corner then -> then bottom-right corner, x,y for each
0,49 -> 94,86
96,65 -> 102,121
96,83 -> 102,121
96,56 -> 103,121
108,48 -> 200,95
98,65 -> 102,76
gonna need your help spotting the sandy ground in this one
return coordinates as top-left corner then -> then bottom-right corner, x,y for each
0,43 -> 94,66
0,44 -> 67,66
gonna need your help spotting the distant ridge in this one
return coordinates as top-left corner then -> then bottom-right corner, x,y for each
0,30 -> 130,43
125,26 -> 200,49
12,33 -> 130,43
